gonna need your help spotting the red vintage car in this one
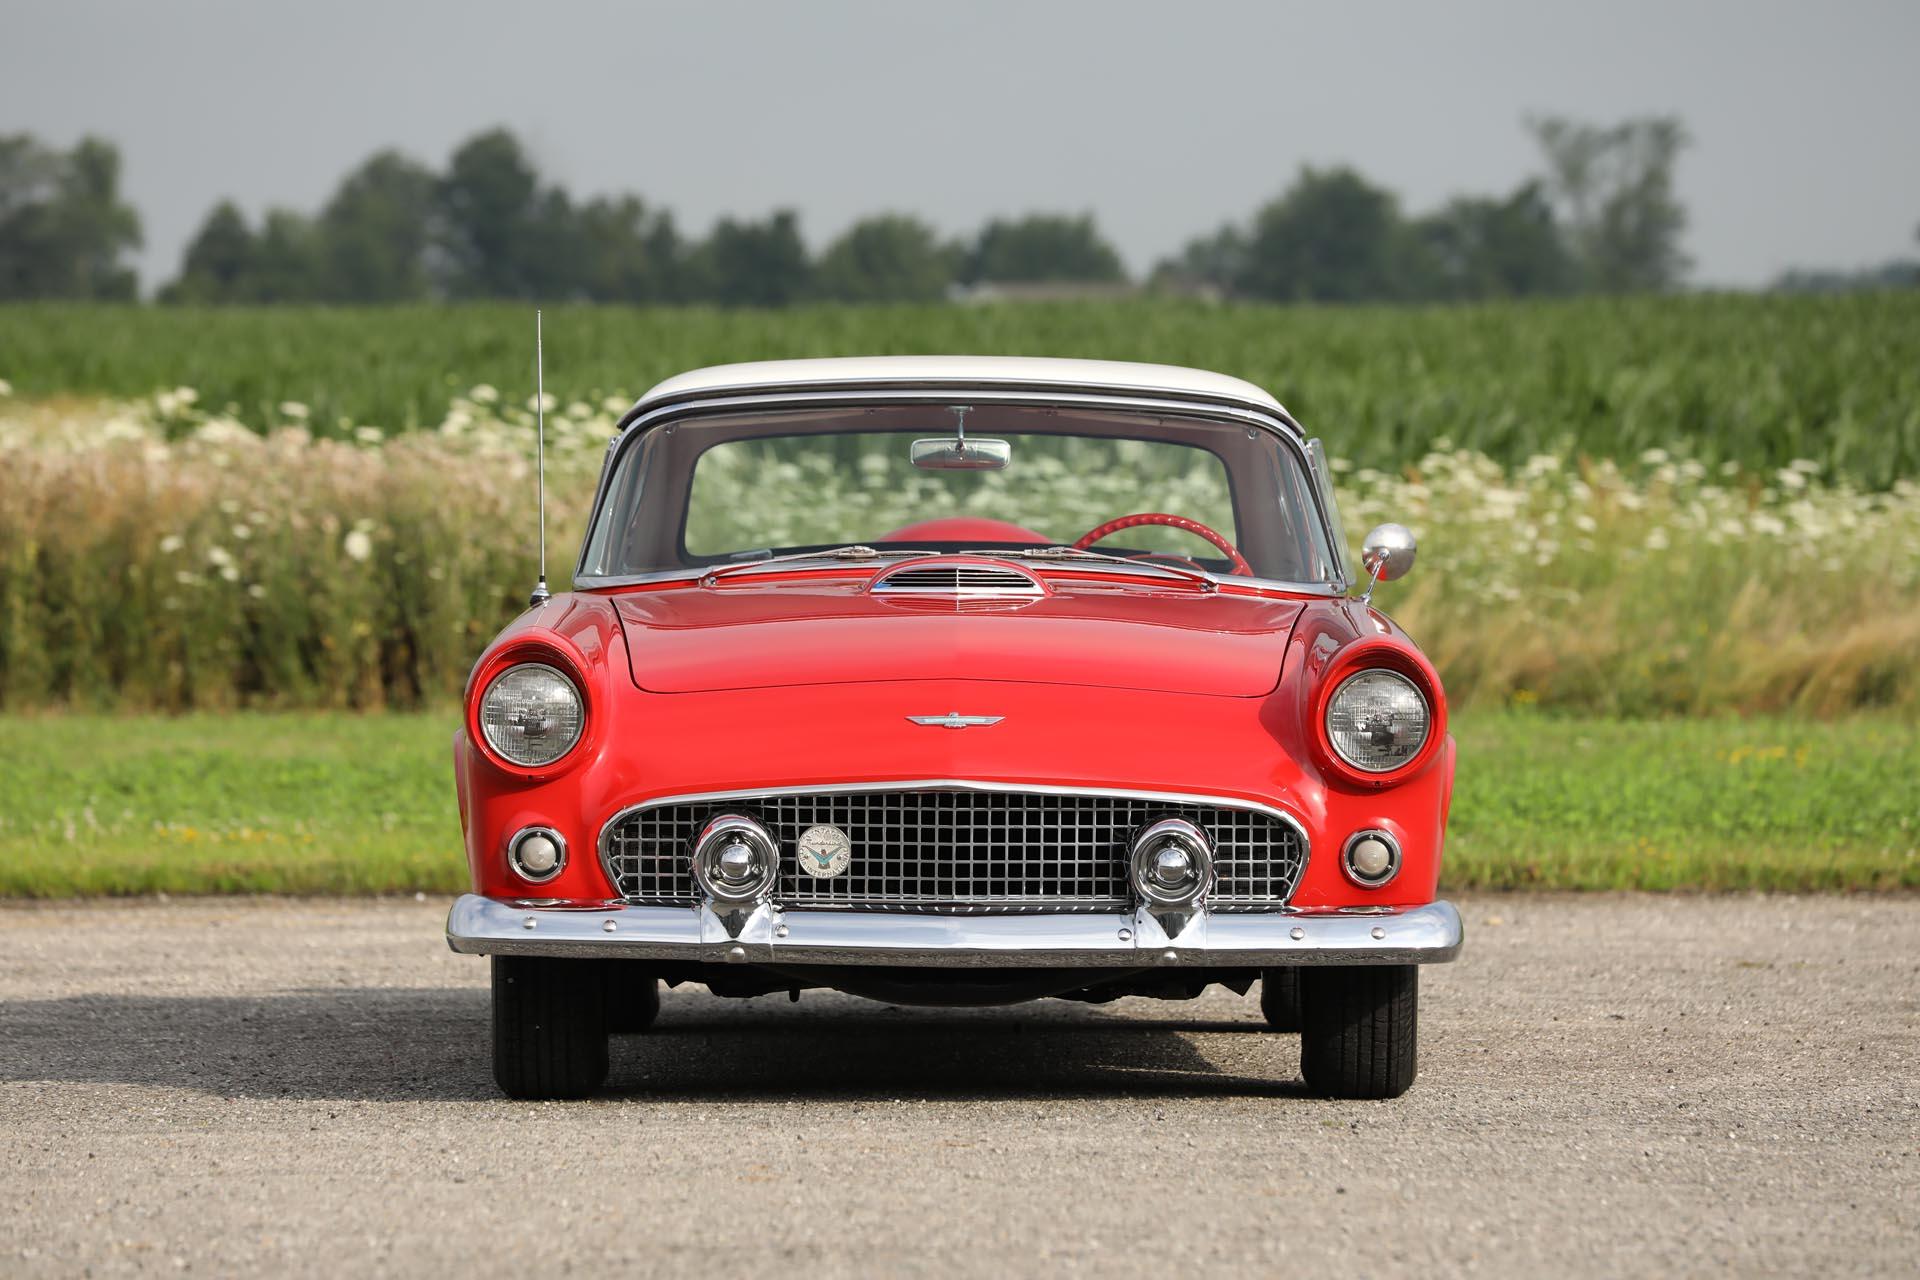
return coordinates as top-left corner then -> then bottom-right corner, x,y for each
448,356 -> 1461,1099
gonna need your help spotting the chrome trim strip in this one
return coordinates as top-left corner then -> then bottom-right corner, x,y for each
595,779 -> 1312,903
447,895 -> 1463,967
576,562 -> 1344,598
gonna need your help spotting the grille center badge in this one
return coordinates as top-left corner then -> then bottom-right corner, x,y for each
795,824 -> 853,879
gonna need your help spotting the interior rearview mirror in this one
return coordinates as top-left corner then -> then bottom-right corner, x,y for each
911,436 -> 1012,471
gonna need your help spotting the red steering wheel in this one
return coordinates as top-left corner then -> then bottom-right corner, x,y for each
1073,513 -> 1252,575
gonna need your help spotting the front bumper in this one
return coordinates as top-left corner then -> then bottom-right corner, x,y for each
446,894 -> 1464,968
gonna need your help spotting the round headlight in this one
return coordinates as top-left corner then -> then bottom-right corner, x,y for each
1326,669 -> 1430,774
479,663 -> 584,767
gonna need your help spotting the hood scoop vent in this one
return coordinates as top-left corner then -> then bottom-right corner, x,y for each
871,560 -> 1046,598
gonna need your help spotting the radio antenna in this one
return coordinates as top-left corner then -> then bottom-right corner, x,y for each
528,309 -> 551,608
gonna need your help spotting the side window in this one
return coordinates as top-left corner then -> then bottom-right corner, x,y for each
1305,438 -> 1352,584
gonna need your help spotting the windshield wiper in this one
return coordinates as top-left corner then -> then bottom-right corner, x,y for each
701,545 -> 937,586
966,546 -> 1217,590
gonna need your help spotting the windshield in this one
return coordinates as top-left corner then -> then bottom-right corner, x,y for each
579,404 -> 1340,584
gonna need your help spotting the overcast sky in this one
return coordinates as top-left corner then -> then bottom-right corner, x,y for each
5,0 -> 1917,292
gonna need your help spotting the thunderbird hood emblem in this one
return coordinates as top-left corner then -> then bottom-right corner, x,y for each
907,712 -> 1004,729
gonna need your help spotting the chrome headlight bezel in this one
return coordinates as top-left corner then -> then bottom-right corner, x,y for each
1325,668 -> 1431,775
478,661 -> 586,769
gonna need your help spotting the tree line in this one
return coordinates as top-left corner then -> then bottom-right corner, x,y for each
8,116 -> 1880,306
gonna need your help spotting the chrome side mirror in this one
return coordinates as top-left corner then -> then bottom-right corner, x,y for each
1359,523 -> 1416,603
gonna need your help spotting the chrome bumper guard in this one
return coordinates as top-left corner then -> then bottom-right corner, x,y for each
446,894 -> 1463,968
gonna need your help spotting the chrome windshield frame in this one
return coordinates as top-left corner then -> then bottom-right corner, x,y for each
571,387 -> 1353,596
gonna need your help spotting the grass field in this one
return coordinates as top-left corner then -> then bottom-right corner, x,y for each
1,711 -> 1911,898
5,293 -> 1919,485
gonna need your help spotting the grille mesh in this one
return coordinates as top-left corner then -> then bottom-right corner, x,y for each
871,564 -> 1043,596
600,787 -> 1305,912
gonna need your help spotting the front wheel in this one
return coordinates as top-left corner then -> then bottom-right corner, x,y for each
1258,968 -> 1301,1031
1299,965 -> 1418,1099
604,967 -> 661,1034
492,956 -> 610,1100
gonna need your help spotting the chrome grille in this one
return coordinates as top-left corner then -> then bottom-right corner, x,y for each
871,563 -> 1043,596
599,786 -> 1306,912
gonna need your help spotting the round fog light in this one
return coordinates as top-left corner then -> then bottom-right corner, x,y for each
1153,847 -> 1193,887
716,841 -> 757,885
693,814 -> 778,903
508,826 -> 566,883
1342,829 -> 1401,888
1130,818 -> 1213,908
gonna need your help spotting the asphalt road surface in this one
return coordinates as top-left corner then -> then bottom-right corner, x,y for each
2,895 -> 1914,1277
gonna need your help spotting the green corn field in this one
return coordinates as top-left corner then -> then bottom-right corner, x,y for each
3,292 -> 1918,486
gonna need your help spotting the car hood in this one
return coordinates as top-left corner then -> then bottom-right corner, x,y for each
611,577 -> 1304,696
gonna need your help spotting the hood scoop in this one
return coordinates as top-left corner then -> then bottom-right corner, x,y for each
870,559 -> 1045,598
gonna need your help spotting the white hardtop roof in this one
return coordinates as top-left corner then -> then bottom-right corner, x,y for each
633,355 -> 1290,421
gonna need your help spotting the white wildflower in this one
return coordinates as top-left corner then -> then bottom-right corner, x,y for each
470,384 -> 499,405
206,546 -> 234,569
354,425 -> 385,446
278,401 -> 310,420
0,378 -> 12,397
1639,447 -> 1669,465
1645,527 -> 1670,551
155,386 -> 201,417
159,535 -> 185,554
193,418 -> 254,447
343,530 -> 373,562
232,524 -> 252,541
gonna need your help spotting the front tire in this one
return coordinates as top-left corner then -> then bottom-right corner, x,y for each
603,967 -> 661,1034
492,956 -> 610,1100
1259,968 -> 1301,1031
1299,965 -> 1418,1099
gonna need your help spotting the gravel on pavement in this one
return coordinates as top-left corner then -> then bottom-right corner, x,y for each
1,894 -> 1915,1276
